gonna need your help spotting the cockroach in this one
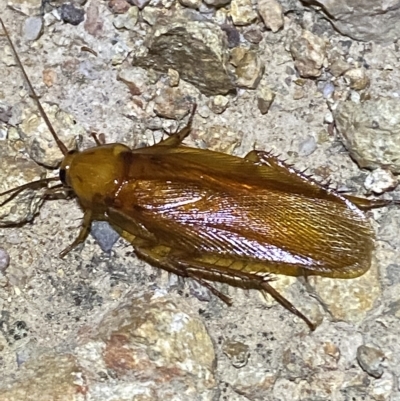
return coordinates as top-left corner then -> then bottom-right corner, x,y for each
0,18 -> 391,331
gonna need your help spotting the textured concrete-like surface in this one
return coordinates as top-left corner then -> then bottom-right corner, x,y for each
1,0 -> 400,400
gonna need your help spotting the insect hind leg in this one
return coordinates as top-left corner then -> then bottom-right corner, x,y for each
133,244 -> 232,305
133,244 -> 316,331
179,258 -> 316,331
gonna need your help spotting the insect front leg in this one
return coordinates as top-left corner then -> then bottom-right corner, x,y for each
59,210 -> 93,258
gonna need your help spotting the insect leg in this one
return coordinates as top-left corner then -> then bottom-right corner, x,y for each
259,280 -> 315,330
155,103 -> 197,147
133,243 -> 315,330
133,244 -> 233,305
188,277 -> 233,305
245,150 -> 394,210
298,275 -> 334,320
90,132 -> 104,146
59,210 -> 93,258
43,185 -> 71,201
342,194 -> 393,210
244,149 -> 278,164
179,259 -> 316,331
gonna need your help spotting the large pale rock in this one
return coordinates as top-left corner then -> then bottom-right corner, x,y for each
302,0 -> 400,43
334,98 -> 400,173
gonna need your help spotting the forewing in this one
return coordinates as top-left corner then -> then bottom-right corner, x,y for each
129,147 -> 339,201
112,173 -> 374,278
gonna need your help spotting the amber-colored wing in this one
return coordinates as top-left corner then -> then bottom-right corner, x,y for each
108,146 -> 374,279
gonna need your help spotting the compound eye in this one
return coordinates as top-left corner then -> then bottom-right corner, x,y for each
59,168 -> 67,184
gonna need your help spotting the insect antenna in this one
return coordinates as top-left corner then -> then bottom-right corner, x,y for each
0,177 -> 60,206
0,17 -> 68,156
0,18 -> 71,202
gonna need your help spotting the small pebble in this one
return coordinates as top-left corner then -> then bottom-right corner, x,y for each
167,69 -> 180,87
90,221 -> 120,253
221,24 -> 241,48
108,0 -> 130,14
290,30 -> 326,78
324,111 -> 334,124
230,0 -> 257,26
204,0 -> 230,6
0,248 -> 10,272
127,0 -> 150,10
223,339 -> 250,368
357,345 -> 385,378
141,7 -> 161,25
344,68 -> 370,90
233,48 -> 264,89
0,104 -> 12,124
208,95 -> 229,114
323,82 -> 335,99
243,27 -> 263,44
0,123 -> 7,140
257,85 -> 275,114
364,168 -> 397,194
298,135 -> 317,156
258,0 -> 284,32
23,17 -> 43,41
59,4 -> 85,26
385,263 -> 400,286
349,90 -> 361,103
113,6 -> 139,30
179,0 -> 201,9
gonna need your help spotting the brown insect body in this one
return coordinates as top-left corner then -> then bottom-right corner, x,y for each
0,18 -> 388,330
60,128 -> 378,330
61,144 -> 132,210
69,142 -> 374,279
